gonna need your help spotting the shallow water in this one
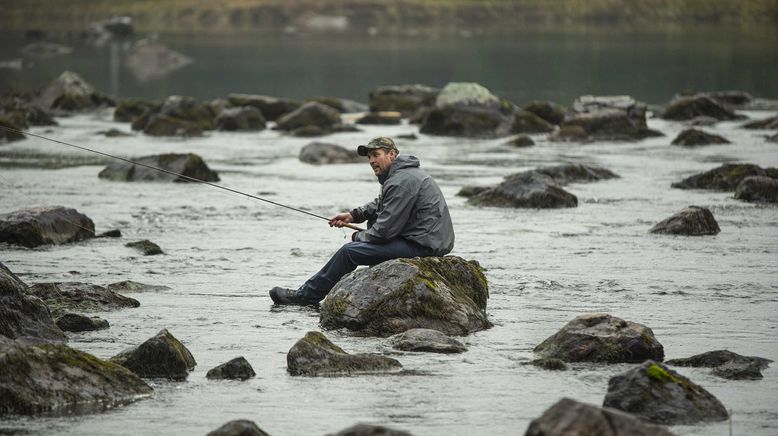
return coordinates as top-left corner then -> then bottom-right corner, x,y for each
1,109 -> 777,435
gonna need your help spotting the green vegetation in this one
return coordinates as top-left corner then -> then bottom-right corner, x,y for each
646,363 -> 680,384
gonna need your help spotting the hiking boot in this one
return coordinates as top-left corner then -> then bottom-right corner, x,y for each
269,287 -> 318,305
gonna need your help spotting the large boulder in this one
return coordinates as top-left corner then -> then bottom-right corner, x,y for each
1,94 -> 57,127
110,328 -> 196,381
0,337 -> 152,415
287,331 -> 402,376
368,84 -> 439,117
524,398 -> 675,436
0,262 -> 66,342
649,206 -> 720,236
227,93 -> 301,121
215,106 -> 266,131
671,128 -> 730,146
419,82 -> 516,138
735,176 -> 778,203
27,282 -> 140,314
522,100 -> 567,125
207,420 -> 269,436
113,98 -> 160,123
671,163 -> 772,191
98,153 -> 219,183
466,171 -> 578,209
320,256 -> 491,337
389,328 -> 467,354
661,95 -> 741,121
533,313 -> 664,363
602,360 -> 729,425
32,71 -> 114,112
275,101 -> 342,133
0,206 -> 95,248
741,115 -> 778,129
555,95 -> 662,141
206,357 -> 256,380
299,141 -> 362,165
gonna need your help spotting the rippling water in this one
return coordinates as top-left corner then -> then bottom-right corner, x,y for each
1,109 -> 777,435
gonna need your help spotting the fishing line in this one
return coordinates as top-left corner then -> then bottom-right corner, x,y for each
0,125 -> 363,231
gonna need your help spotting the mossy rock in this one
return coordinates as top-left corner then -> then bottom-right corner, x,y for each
512,109 -> 554,134
114,98 -> 161,123
0,116 -> 27,143
98,153 -> 219,183
287,331 -> 401,376
320,256 -> 491,337
33,71 -> 114,112
226,93 -> 301,121
671,128 -> 730,146
276,102 -> 341,132
735,175 -> 778,203
368,84 -> 439,117
27,281 -> 140,313
0,206 -> 95,248
0,262 -> 66,342
110,328 -> 196,381
661,95 -> 740,121
206,356 -> 256,380
143,114 -> 203,137
522,100 -> 567,125
215,106 -> 266,131
157,95 -> 215,130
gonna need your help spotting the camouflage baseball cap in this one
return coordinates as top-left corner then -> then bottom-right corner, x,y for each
357,137 -> 398,156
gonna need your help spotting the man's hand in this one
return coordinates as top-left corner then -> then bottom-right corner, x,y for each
329,212 -> 353,228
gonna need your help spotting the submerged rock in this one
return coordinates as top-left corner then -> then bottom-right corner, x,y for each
649,206 -> 720,236
227,93 -> 301,121
327,423 -> 414,436
0,206 -> 95,248
32,71 -> 114,112
506,135 -> 535,147
105,280 -> 171,293
661,95 -> 741,121
110,328 -> 196,380
320,257 -> 491,337
389,328 -> 467,354
666,349 -> 773,369
215,106 -> 266,131
527,358 -> 567,371
555,95 -> 662,141
27,282 -> 140,313
711,360 -> 765,380
741,115 -> 778,130
671,128 -> 730,146
536,164 -> 619,186
603,360 -> 729,425
735,176 -> 778,203
125,239 -> 164,256
533,313 -> 664,363
524,398 -> 675,436
0,262 -> 66,342
466,171 -> 578,209
206,357 -> 256,380
98,153 -> 220,183
207,420 -> 269,436
420,82 -> 516,138
671,163 -> 771,191
522,100 -> 567,125
299,141 -> 362,165
55,313 -> 109,333
0,337 -> 152,415
275,101 -> 342,133
287,331 -> 402,376
368,84 -> 439,117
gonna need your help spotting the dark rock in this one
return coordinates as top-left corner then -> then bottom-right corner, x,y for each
215,106 -> 266,131
528,358 -> 567,371
0,262 -> 66,342
0,206 -> 94,248
206,357 -> 256,380
153,95 -> 215,131
227,93 -> 301,121
0,116 -> 26,143
327,423 -> 413,436
275,102 -> 342,132
711,360 -> 764,380
306,96 -> 368,113
558,95 -> 662,141
456,185 -> 491,198
20,42 -> 73,59
124,40 -> 192,82
767,132 -> 778,143
143,114 -> 203,137
97,229 -> 122,238
355,111 -> 402,125
702,90 -> 753,107
686,116 -> 719,127
666,349 -> 772,369
0,337 -> 152,415
105,280 -> 171,293
408,106 -> 434,124
32,71 -> 114,112
522,100 -> 567,125
207,420 -> 269,436
287,331 -> 402,376
27,282 -> 140,313
671,163 -> 770,191
292,125 -> 329,137
396,133 -> 418,140
420,82 -> 515,138
98,153 -> 219,182
1,95 -> 56,127
55,313 -> 109,332
125,239 -> 164,256
661,95 -> 741,121
671,128 -> 730,146
536,164 -> 619,186
512,109 -> 554,134
603,360 -> 729,425
389,328 -> 467,353
320,256 -> 491,337
649,206 -> 720,236
524,397 -> 675,436
299,141 -> 362,165
533,313 -> 664,363
742,115 -> 778,130
467,171 -> 578,209
110,328 -> 196,380
735,176 -> 778,203
97,128 -> 132,137
506,135 -> 535,147
113,98 -> 160,123
368,84 -> 439,117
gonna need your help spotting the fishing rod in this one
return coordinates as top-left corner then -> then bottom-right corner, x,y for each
0,125 -> 364,231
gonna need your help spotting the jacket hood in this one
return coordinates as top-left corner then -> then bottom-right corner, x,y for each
378,155 -> 420,184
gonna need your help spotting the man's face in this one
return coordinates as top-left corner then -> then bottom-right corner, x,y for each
367,148 -> 396,176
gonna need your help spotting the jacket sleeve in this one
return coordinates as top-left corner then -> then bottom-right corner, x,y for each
350,198 -> 379,224
353,183 -> 415,243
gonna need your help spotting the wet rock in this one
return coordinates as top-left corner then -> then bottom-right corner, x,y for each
27,282 -> 140,313
307,96 -> 368,113
603,360 -> 728,425
0,206 -> 95,248
96,229 -> 122,238
671,163 -> 771,191
512,109 -> 555,134
671,128 -> 730,146
206,356 -> 256,380
0,262 -> 66,342
649,206 -> 720,236
125,239 -> 164,256
55,313 -> 109,332
275,102 -> 342,133
536,164 -> 619,186
98,153 -> 220,182
557,95 -> 662,141
666,349 -> 772,369
97,128 -> 132,137
710,360 -> 764,380
215,106 -> 266,131
113,98 -> 160,123
661,95 -> 741,121
299,141 -> 362,165
420,82 -> 516,138
20,42 -> 73,59
533,313 -> 664,363
389,328 -> 467,353
110,328 -> 196,381
368,84 -> 439,117
287,331 -> 402,376
32,71 -> 114,112
524,397 -> 675,436
466,171 -> 578,209
0,337 -> 152,415
0,95 -> 57,127
320,256 -> 491,337
0,116 -> 26,143
327,423 -> 413,436
527,358 -> 568,371
735,176 -> 778,203
207,420 -> 269,436
157,95 -> 216,130
741,115 -> 778,130
227,93 -> 301,121
124,40 -> 192,82
506,135 -> 534,147
105,280 -> 171,293
701,90 -> 753,107
456,185 -> 491,198
355,111 -> 402,125
142,115 -> 203,136
522,100 -> 567,125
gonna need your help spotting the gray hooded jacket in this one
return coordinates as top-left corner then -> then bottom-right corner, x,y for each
350,155 -> 455,256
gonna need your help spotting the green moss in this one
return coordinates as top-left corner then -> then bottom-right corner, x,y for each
321,297 -> 348,327
647,363 -> 680,384
303,331 -> 345,354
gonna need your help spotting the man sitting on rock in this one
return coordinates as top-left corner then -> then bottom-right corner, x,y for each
270,136 -> 455,305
